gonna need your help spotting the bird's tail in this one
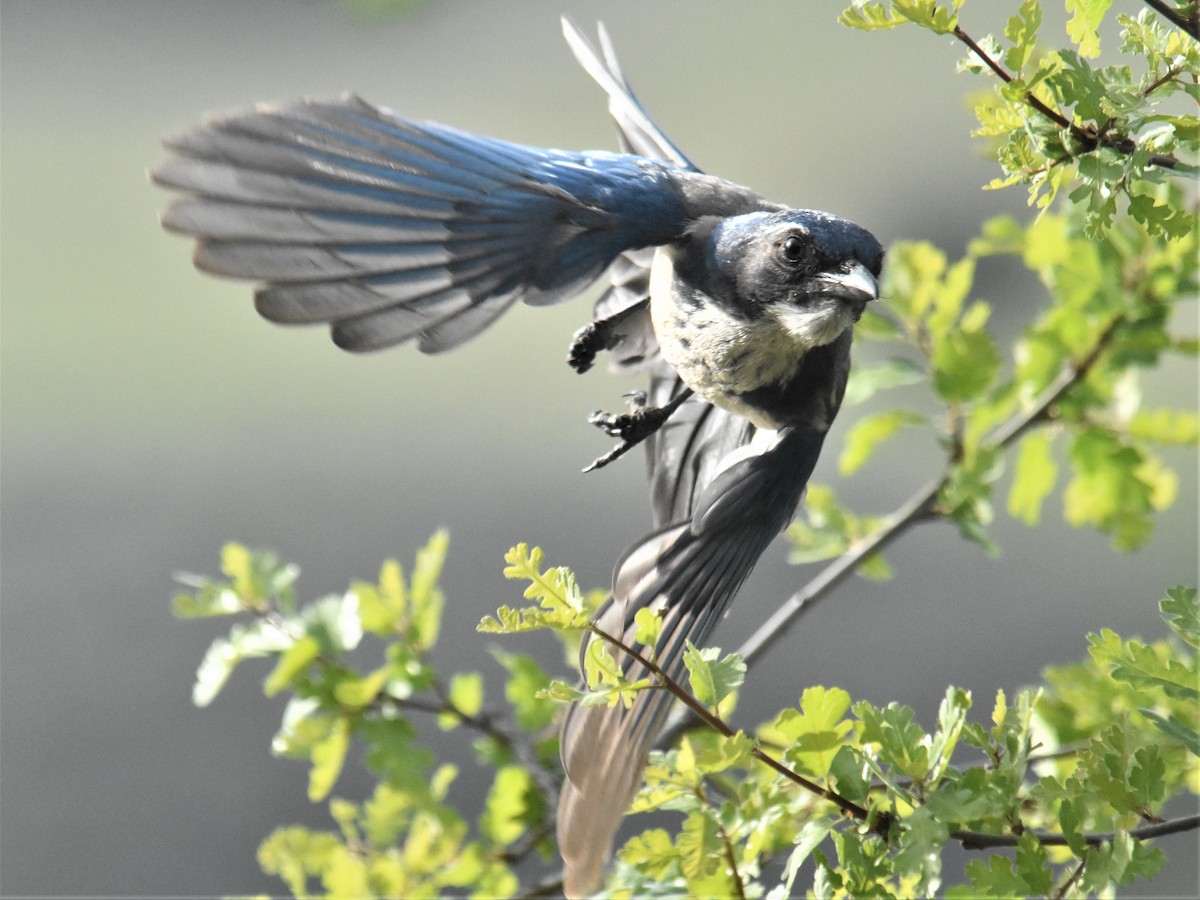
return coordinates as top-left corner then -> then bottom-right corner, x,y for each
557,425 -> 826,897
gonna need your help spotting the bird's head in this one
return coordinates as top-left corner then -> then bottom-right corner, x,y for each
709,209 -> 883,351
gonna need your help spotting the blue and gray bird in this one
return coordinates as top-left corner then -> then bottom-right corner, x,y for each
153,20 -> 882,897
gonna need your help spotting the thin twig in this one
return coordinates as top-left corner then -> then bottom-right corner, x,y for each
719,822 -> 749,900
952,812 -> 1200,849
594,625 -> 871,822
747,318 -> 1117,667
1053,857 -> 1089,900
952,24 -> 1182,170
1143,0 -> 1200,39
383,688 -> 562,808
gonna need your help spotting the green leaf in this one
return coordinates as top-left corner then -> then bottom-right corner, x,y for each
257,826 -> 341,898
1063,429 -> 1157,550
619,828 -> 679,879
193,619 -> 290,707
634,606 -> 663,650
503,543 -> 584,611
828,745 -> 872,805
778,819 -> 835,897
856,700 -> 931,781
483,544 -> 592,635
409,530 -> 448,650
927,686 -> 971,784
1160,586 -> 1199,649
479,765 -> 530,846
893,0 -> 961,34
438,671 -> 483,730
676,810 -> 724,886
838,2 -> 906,31
966,835 -> 1050,896
1089,627 -> 1198,700
1138,708 -> 1200,755
1127,408 -> 1200,446
843,356 -> 925,405
308,716 -> 351,802
680,729 -> 755,775
839,409 -> 926,475
1007,429 -> 1058,525
491,649 -> 556,731
1066,0 -> 1111,58
683,642 -> 745,708
171,583 -> 244,618
1129,744 -> 1167,805
360,718 -> 434,793
264,634 -> 321,697
932,316 -> 1001,402
356,558 -> 407,636
763,686 -> 854,778
298,592 -> 364,656
893,805 -> 947,894
1004,0 -> 1042,73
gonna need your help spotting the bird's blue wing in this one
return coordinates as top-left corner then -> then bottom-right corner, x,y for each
153,95 -> 691,352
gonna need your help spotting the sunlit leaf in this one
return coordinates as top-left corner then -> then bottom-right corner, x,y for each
1007,430 -> 1058,525
308,716 -> 351,802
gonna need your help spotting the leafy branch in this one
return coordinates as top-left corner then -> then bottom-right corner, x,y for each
950,21 -> 1183,170
485,550 -> 1199,896
584,621 -> 875,824
1143,0 -> 1200,39
722,310 -> 1121,684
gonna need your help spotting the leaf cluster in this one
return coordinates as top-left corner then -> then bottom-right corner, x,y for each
175,534 -> 567,898
792,0 -> 1196,568
842,0 -> 1198,235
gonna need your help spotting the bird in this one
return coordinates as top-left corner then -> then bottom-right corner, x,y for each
152,19 -> 882,898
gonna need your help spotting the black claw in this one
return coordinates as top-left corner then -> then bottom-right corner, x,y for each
566,299 -> 649,374
582,388 -> 694,473
567,320 -> 619,374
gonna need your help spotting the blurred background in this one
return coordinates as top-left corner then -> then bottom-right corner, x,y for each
2,1 -> 1195,895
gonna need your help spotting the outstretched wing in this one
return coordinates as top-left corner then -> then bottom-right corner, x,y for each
153,95 -> 693,352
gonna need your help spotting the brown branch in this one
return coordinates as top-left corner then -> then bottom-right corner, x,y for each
727,316 -> 1120,677
592,625 -> 872,823
951,24 -> 1182,170
952,812 -> 1200,849
1143,0 -> 1200,39
718,818 -> 748,900
1053,858 -> 1089,900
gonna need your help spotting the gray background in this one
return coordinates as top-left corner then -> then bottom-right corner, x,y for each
2,1 -> 1196,896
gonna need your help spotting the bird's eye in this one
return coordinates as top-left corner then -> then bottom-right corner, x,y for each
781,235 -> 806,263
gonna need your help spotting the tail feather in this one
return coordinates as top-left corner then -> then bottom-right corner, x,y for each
557,426 -> 826,896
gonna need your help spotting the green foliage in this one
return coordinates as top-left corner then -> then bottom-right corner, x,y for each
176,550 -> 1197,895
174,1 -> 1196,896
844,0 -> 1198,233
532,585 -> 1195,899
795,0 -> 1197,565
175,533 -> 561,898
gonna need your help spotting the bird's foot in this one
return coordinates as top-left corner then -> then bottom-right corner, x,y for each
566,300 -> 648,374
567,320 -> 621,374
583,389 -> 691,472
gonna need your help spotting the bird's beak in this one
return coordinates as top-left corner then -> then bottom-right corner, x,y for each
809,259 -> 878,309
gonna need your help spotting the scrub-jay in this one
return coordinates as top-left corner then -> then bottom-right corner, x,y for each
154,20 -> 882,897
